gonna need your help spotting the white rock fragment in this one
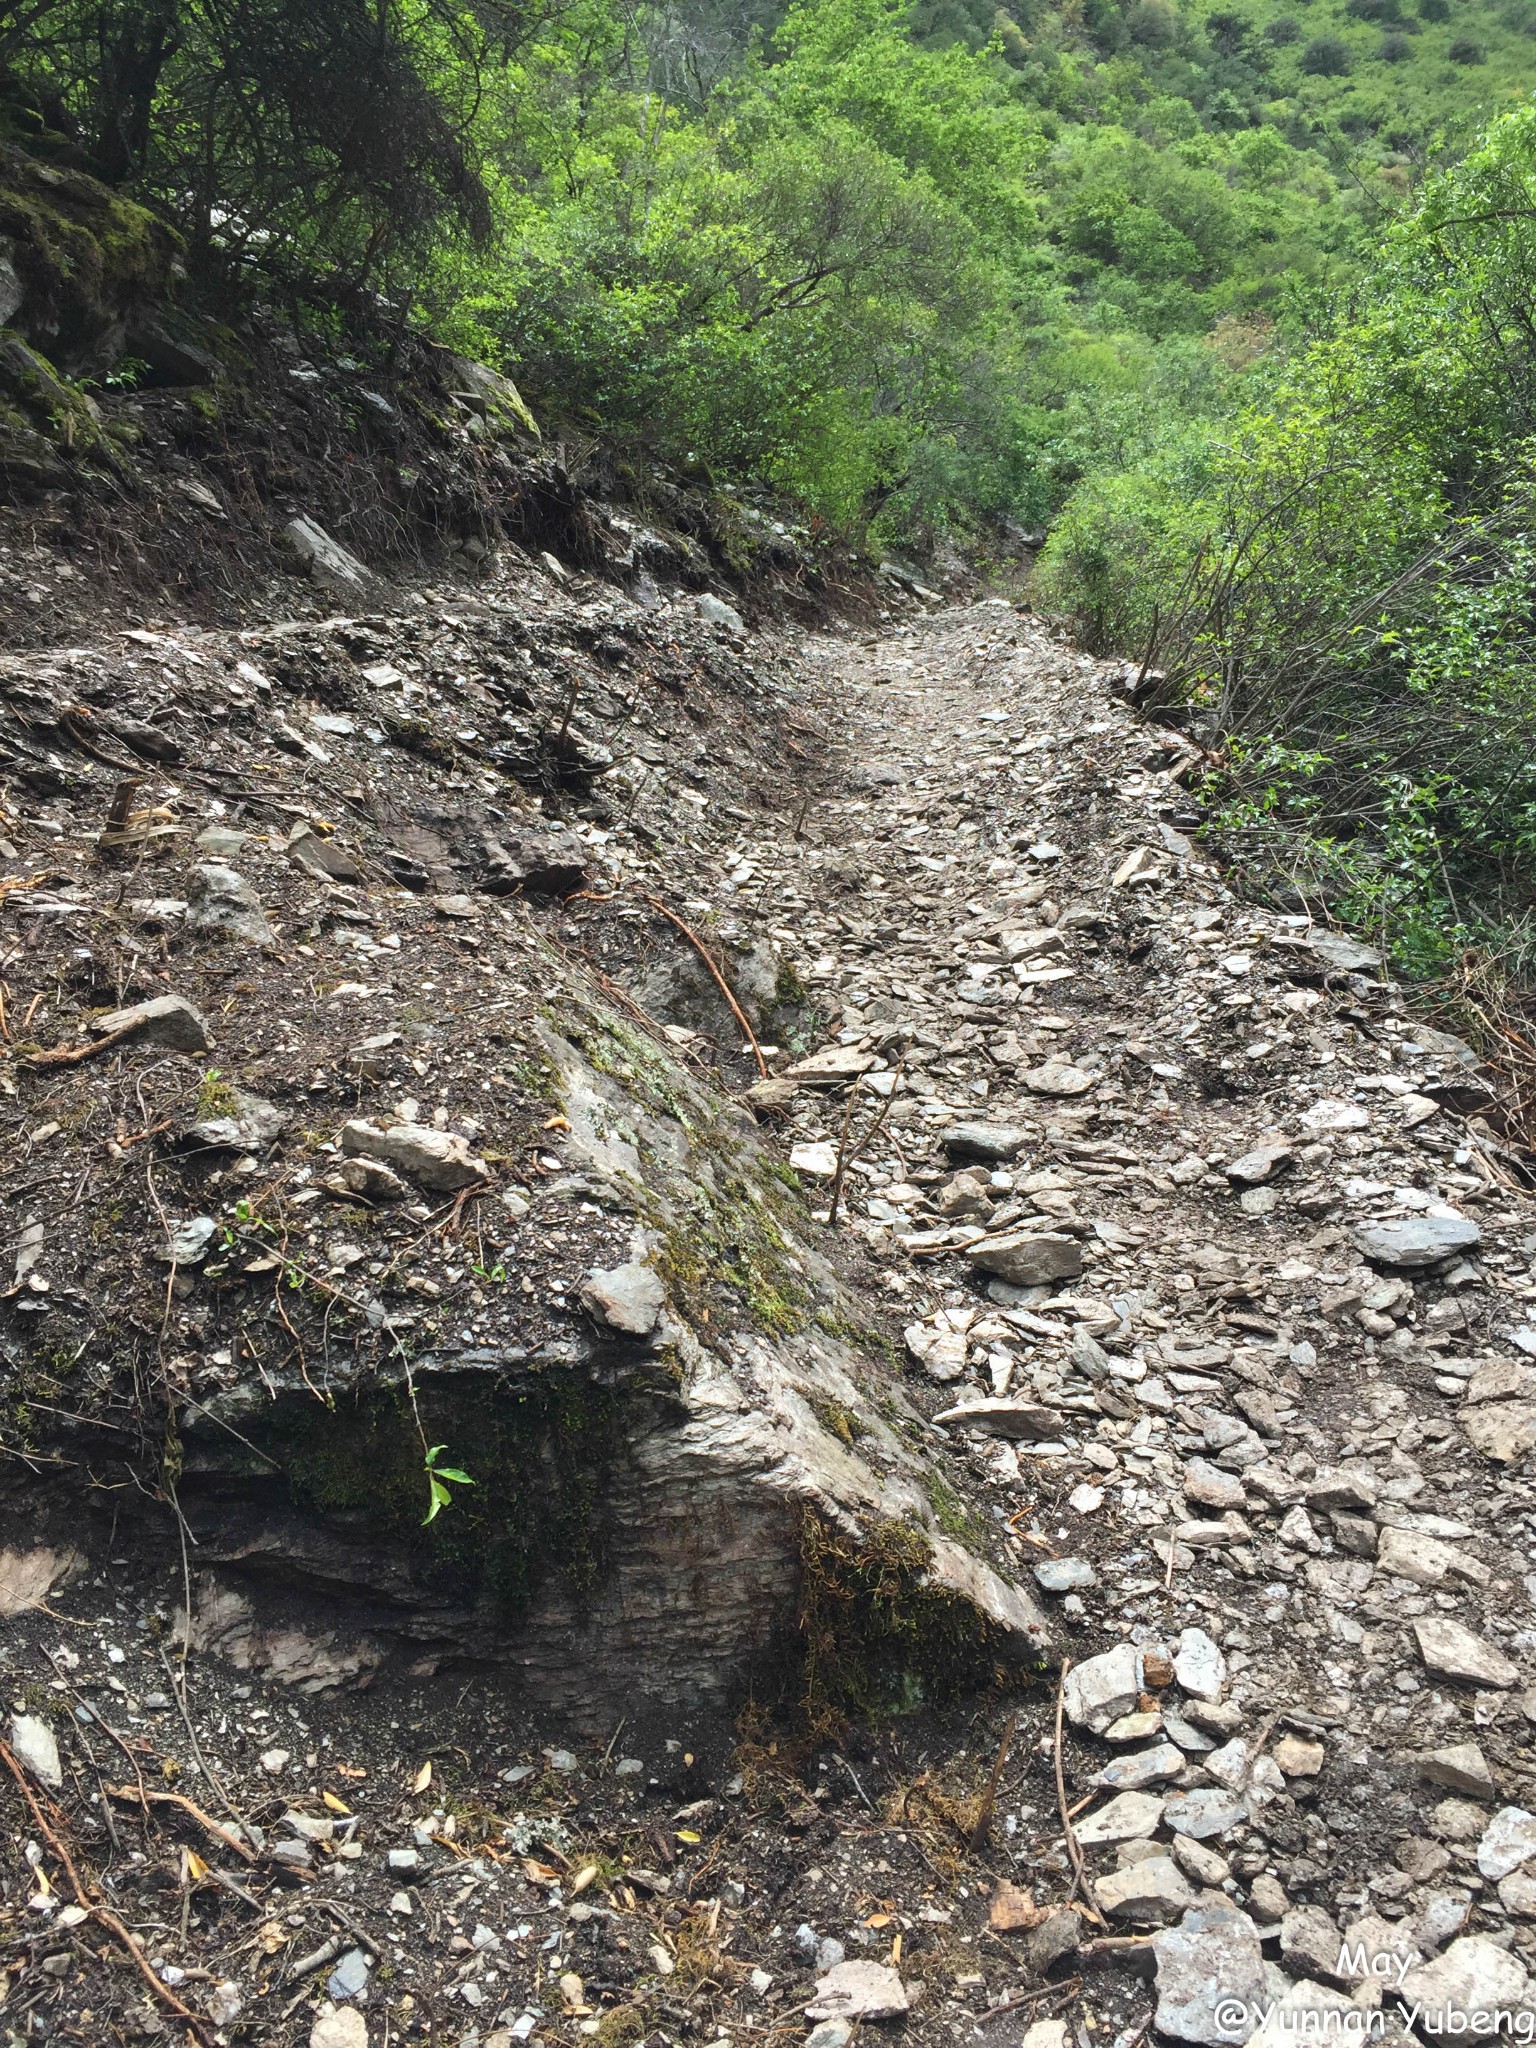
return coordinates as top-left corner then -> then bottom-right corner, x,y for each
8,1713 -> 61,1789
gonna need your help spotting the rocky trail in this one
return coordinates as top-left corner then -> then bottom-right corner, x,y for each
5,550 -> 1536,2048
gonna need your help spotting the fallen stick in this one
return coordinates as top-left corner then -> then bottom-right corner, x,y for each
23,1020 -> 139,1069
0,1739 -> 215,2044
977,1975 -> 1084,2027
1053,1659 -> 1107,1930
970,1709 -> 1019,1851
105,1782 -> 256,1863
638,891 -> 768,1078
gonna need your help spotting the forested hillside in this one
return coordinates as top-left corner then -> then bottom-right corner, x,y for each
6,0 -> 1536,971
2,0 -> 1528,548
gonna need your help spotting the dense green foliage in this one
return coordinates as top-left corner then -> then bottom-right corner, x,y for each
8,0 -> 1536,976
1042,103 -> 1536,976
4,0 -> 1531,545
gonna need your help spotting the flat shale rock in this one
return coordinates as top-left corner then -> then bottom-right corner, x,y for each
1153,1905 -> 1265,2046
1095,1856 -> 1196,1923
1400,1938 -> 1531,2035
1462,1400 -> 1536,1462
340,1119 -> 491,1192
1352,1215 -> 1482,1269
804,1961 -> 909,2022
579,1261 -> 666,1337
939,1120 -> 1031,1161
93,992 -> 212,1051
967,1229 -> 1083,1286
1414,1616 -> 1520,1689
933,1395 -> 1061,1439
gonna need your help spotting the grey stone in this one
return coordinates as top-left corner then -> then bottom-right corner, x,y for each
804,1961 -> 908,2022
1153,1905 -> 1265,2046
185,863 -> 275,947
1400,1938 -> 1531,2037
163,1215 -> 218,1266
1279,1906 -> 1341,1982
1095,1857 -> 1197,1923
1034,1556 -> 1099,1594
1225,1142 -> 1293,1187
697,592 -> 746,637
1075,1790 -> 1165,1845
1172,1836 -> 1231,1888
1414,1616 -> 1520,1689
1063,1644 -> 1143,1732
1418,1744 -> 1496,1799
1174,1627 -> 1227,1701
1477,1808 -> 1536,1881
1353,1216 -> 1482,1270
1463,1401 -> 1536,1463
0,1545 -> 77,1617
1184,1460 -> 1247,1511
286,516 -> 374,596
8,1712 -> 61,1789
1022,1059 -> 1096,1096
1420,1893 -> 1474,1952
1163,1788 -> 1249,1839
1305,1465 -> 1378,1513
968,1230 -> 1083,1287
940,1120 -> 1031,1161
334,1156 -> 408,1201
1307,934 -> 1383,973
935,1396 -> 1061,1440
805,2024 -> 853,2048
185,1088 -> 287,1153
1022,1908 -> 1083,1973
482,821 -> 589,897
287,823 -> 364,884
1092,1744 -> 1185,1791
580,1261 -> 666,1338
326,1948 -> 370,2000
309,2007 -> 369,2048
340,1120 -> 491,1193
94,993 -> 212,1052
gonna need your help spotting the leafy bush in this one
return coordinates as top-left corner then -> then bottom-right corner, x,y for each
1300,32 -> 1353,68
1040,103 -> 1536,979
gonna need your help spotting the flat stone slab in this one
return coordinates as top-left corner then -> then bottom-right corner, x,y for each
1153,1905 -> 1265,2046
1414,1616 -> 1519,1689
934,1396 -> 1061,1440
939,1121 -> 1031,1161
967,1230 -> 1083,1287
1352,1215 -> 1481,1269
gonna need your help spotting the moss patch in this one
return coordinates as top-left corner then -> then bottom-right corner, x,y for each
797,1510 -> 1012,1733
0,141 -> 179,366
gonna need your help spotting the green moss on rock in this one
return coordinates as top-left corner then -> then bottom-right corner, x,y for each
0,141 -> 179,369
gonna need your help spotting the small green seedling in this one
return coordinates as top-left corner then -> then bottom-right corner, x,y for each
422,1444 -> 475,1524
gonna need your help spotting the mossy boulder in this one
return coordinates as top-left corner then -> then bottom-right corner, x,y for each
0,139 -> 180,372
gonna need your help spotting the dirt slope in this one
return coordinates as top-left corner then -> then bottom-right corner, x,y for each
4,566 -> 1536,2048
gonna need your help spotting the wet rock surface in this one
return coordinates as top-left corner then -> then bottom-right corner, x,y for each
4,576 -> 1536,2045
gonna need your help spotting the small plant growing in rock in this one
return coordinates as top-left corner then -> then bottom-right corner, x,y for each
422,1444 -> 474,1524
